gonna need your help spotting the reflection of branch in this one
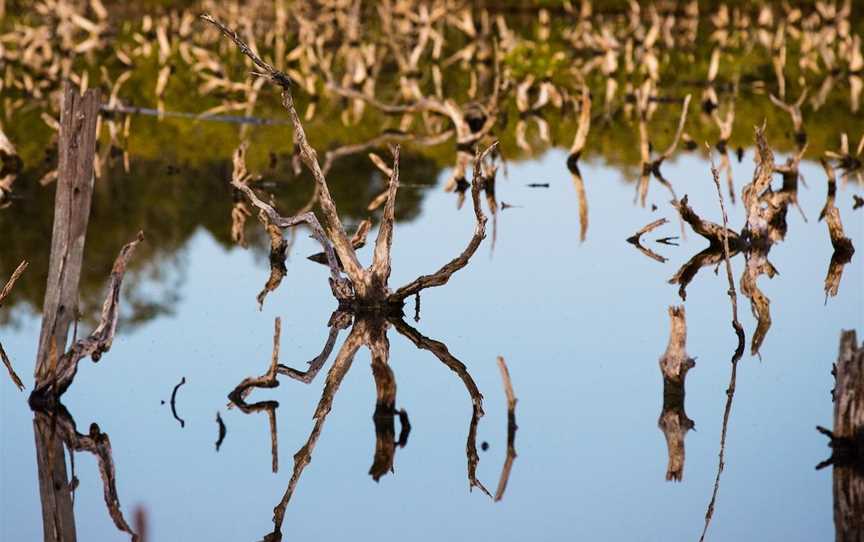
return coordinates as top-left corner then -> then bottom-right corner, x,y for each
170,377 -> 186,428
215,412 -> 226,451
33,403 -> 137,541
390,318 -> 488,496
662,235 -> 696,281
568,161 -> 589,243
739,250 -> 776,357
33,232 -> 145,400
493,356 -> 518,502
369,327 -> 398,482
277,321 -> 345,384
227,318 -> 284,473
269,324 -> 365,540
627,218 -> 668,263
817,331 -> 863,470
819,160 -> 855,300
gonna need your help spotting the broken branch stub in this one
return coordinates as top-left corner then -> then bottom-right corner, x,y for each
673,195 -> 741,250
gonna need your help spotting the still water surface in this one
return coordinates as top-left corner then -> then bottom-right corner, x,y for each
2,145 -> 861,540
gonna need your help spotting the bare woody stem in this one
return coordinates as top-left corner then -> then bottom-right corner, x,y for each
709,152 -> 744,345
389,142 -> 498,301
1,260 -> 27,390
229,180 -> 351,301
201,14 -> 364,290
370,146 -> 400,288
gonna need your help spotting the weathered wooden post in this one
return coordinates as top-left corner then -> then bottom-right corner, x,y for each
30,82 -> 100,542
32,83 -> 100,388
827,331 -> 864,542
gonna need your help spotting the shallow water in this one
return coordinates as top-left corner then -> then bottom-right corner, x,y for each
2,2 -> 864,541
2,144 -> 862,541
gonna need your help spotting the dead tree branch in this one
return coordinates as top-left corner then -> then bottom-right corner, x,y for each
673,195 -> 741,250
0,260 -> 27,390
700,152 -> 747,542
389,143 -> 497,302
32,232 -> 145,401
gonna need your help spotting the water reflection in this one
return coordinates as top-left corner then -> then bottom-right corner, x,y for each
0,1 -> 862,541
31,402 -> 137,542
658,306 -> 695,482
226,311 -> 504,541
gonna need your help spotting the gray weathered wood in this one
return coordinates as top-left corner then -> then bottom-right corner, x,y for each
34,416 -> 77,542
33,83 -> 100,384
833,330 -> 864,542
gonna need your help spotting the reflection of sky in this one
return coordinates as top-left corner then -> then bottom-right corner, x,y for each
1,149 -> 861,541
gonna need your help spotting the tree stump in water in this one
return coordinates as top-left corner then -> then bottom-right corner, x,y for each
828,331 -> 864,542
658,306 -> 695,481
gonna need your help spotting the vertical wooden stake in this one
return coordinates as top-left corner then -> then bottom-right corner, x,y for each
33,83 -> 100,385
832,331 -> 864,542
